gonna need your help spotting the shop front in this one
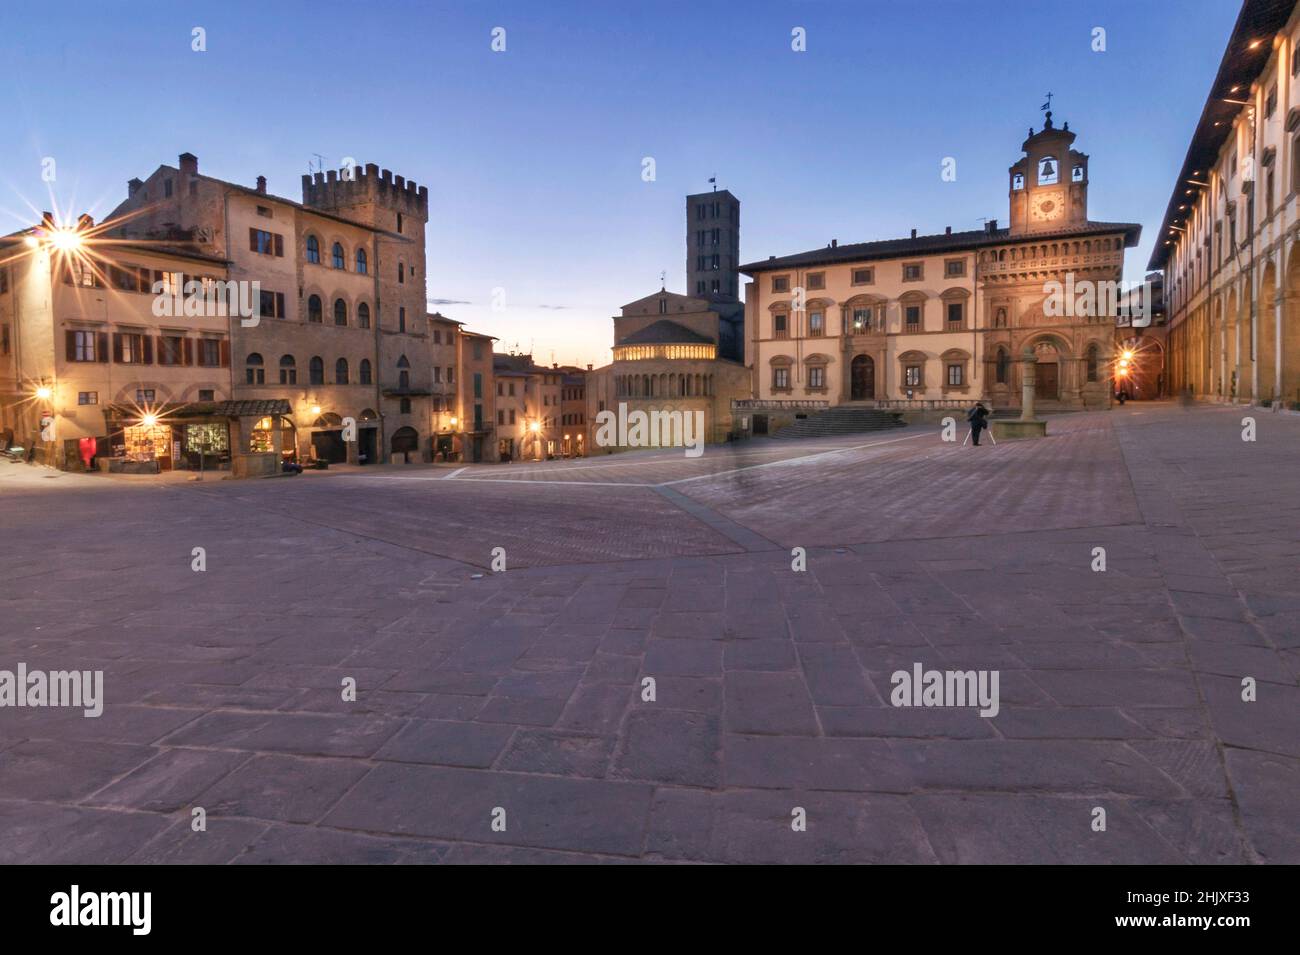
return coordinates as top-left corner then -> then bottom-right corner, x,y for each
101,403 -> 234,474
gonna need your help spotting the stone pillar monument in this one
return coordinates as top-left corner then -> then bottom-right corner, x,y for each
992,346 -> 1048,440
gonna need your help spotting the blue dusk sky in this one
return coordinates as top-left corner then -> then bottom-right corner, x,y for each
0,0 -> 1240,367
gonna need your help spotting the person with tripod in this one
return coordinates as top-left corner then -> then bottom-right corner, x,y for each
966,402 -> 990,447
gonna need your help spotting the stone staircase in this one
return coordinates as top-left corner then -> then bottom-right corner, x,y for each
771,405 -> 906,439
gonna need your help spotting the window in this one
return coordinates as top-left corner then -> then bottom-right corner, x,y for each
808,366 -> 825,389
852,268 -> 874,285
946,302 -> 964,326
905,305 -> 921,327
259,289 -> 287,320
307,295 -> 323,323
256,205 -> 271,218
1037,155 -> 1059,185
334,298 -> 348,326
306,235 -> 320,264
399,369 -> 410,389
278,355 -> 298,384
472,339 -> 483,360
904,365 -> 922,387
78,391 -> 98,405
447,366 -> 455,384
1265,83 -> 1278,118
164,179 -> 173,198
806,272 -> 825,290
1,324 -> 8,356
136,389 -> 156,405
332,243 -> 345,269
1086,343 -> 1099,382
359,359 -> 372,385
310,356 -> 324,385
774,313 -> 789,339
398,262 -> 405,284
773,366 -> 790,390
509,409 -> 516,424
947,364 -> 964,387
336,358 -> 349,384
852,308 -> 871,330
808,311 -> 824,336
70,330 -> 99,362
659,298 -> 668,314
434,367 -> 443,383
198,338 -> 221,367
398,307 -> 406,333
474,372 -> 482,399
116,332 -> 148,364
772,275 -> 790,293
396,213 -> 403,234
400,398 -> 411,414
1072,164 -> 1085,182
356,248 -> 368,274
903,262 -> 923,281
1012,173 -> 1025,190
945,259 -> 965,278
159,335 -> 184,365
249,228 -> 283,256
358,302 -> 370,329
996,348 -> 1010,384
246,353 -> 265,384
498,410 -> 505,425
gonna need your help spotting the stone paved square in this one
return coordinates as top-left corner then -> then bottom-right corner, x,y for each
0,403 -> 1295,863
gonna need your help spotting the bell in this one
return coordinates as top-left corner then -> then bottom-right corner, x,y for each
1040,158 -> 1056,178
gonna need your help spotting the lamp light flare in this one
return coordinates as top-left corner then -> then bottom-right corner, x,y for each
35,386 -> 53,401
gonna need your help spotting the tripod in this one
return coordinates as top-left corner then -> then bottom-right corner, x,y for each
962,426 -> 996,447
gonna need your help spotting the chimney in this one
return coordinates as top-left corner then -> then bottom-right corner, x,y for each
945,226 -> 952,235
910,228 -> 917,239
178,152 -> 198,176
830,238 -> 838,248
985,218 -> 999,235
586,363 -> 592,371
128,177 -> 143,197
256,176 -> 267,194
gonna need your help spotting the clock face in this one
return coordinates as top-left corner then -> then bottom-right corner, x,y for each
1031,190 -> 1065,222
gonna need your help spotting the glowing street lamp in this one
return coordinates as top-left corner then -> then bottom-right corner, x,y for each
35,385 -> 53,401
141,413 -> 158,428
529,421 -> 541,433
449,416 -> 458,428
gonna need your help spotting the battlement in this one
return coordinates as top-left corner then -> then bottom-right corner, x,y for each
301,162 -> 429,220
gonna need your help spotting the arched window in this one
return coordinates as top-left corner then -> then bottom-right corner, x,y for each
279,354 -> 296,385
305,235 -> 320,264
398,261 -> 405,283
334,298 -> 347,326
1086,343 -> 1100,382
357,302 -> 371,329
996,347 -> 1010,384
1037,155 -> 1059,185
336,358 -> 349,384
307,294 -> 323,323
359,359 -> 372,385
355,248 -> 368,274
332,242 -> 345,269
246,352 -> 265,385
309,356 -> 324,385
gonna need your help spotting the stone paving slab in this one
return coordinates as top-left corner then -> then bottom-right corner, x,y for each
0,403 -> 1295,863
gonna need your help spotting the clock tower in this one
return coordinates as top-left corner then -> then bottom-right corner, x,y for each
1008,111 -> 1089,235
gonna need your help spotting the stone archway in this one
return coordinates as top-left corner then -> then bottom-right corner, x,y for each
1284,244 -> 1300,404
1258,261 -> 1278,401
1020,333 -> 1073,402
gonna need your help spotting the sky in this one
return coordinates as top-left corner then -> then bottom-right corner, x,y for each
0,0 -> 1242,368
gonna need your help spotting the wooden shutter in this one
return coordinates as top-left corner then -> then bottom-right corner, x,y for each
112,333 -> 123,363
156,336 -> 167,365
97,332 -> 109,363
249,228 -> 258,252
142,336 -> 153,364
219,340 -> 230,368
276,292 -> 285,318
65,330 -> 77,361
183,338 -> 193,366
274,234 -> 284,257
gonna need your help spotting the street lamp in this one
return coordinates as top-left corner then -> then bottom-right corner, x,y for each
35,385 -> 53,401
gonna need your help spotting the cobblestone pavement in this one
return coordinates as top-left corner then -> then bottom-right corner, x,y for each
0,402 -> 1295,863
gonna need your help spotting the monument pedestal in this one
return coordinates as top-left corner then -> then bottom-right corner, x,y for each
992,418 -> 1047,440
999,346 -> 1048,440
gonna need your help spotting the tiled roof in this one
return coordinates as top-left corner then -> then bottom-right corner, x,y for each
617,319 -> 714,346
213,399 -> 293,417
740,220 -> 1142,274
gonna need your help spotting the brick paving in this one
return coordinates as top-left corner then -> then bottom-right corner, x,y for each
0,402 -> 1295,863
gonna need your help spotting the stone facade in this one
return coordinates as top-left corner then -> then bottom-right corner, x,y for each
1154,1 -> 1300,408
741,120 -> 1140,413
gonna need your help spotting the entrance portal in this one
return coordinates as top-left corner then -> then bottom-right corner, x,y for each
851,355 -> 875,400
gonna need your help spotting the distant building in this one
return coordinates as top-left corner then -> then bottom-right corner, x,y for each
687,188 -> 740,300
492,353 -> 563,461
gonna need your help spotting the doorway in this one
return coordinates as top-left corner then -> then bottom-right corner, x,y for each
1037,362 -> 1060,399
851,355 -> 875,400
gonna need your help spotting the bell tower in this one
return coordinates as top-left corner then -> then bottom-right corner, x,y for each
1008,111 -> 1089,235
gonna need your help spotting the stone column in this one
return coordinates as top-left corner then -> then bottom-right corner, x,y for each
1021,347 -> 1037,421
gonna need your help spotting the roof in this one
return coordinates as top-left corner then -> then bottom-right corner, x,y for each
617,319 -> 715,346
1148,0 -> 1296,270
741,220 -> 1142,274
104,399 -> 292,418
